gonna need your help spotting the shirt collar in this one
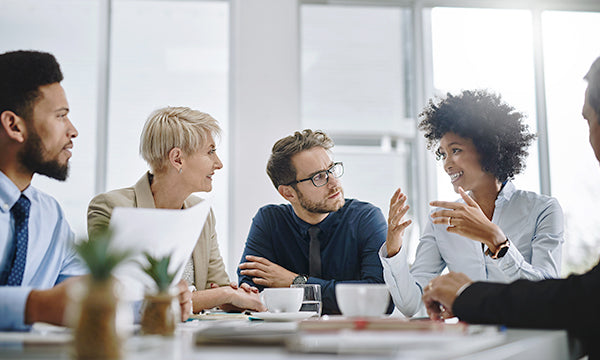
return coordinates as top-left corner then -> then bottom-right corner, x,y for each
496,180 -> 516,203
0,170 -> 36,213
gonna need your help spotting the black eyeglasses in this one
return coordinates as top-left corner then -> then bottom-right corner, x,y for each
286,162 -> 344,187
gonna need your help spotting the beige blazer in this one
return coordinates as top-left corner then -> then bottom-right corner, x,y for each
87,172 -> 230,289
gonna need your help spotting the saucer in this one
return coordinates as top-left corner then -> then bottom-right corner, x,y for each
250,311 -> 318,322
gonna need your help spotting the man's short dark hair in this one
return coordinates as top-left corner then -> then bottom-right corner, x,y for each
418,89 -> 536,183
584,57 -> 600,120
267,129 -> 334,188
0,50 -> 63,121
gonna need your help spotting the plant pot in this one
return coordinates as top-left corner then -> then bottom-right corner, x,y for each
73,277 -> 122,359
140,292 -> 179,336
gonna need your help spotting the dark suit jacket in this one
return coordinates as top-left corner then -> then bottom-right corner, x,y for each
453,260 -> 600,358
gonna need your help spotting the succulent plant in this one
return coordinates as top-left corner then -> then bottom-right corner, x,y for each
74,228 -> 131,282
73,228 -> 131,359
141,252 -> 177,294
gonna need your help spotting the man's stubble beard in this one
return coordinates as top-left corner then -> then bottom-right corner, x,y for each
296,187 -> 345,214
18,127 -> 69,181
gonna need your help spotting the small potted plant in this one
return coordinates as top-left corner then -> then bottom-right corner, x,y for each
72,229 -> 130,360
139,253 -> 180,336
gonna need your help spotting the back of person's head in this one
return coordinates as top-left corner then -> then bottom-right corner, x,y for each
266,129 -> 334,189
0,50 -> 63,121
140,106 -> 221,174
584,57 -> 600,118
418,89 -> 535,183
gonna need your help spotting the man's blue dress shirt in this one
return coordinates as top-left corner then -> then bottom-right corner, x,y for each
238,199 -> 388,314
0,171 -> 86,330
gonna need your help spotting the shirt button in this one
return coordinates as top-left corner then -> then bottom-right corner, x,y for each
2,203 -> 9,211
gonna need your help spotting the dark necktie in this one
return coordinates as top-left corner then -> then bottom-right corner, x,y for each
6,195 -> 31,286
308,226 -> 322,278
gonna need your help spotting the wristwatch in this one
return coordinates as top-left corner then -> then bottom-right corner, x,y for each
292,274 -> 308,285
486,239 -> 510,259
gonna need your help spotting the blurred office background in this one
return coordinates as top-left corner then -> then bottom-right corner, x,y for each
1,0 -> 599,278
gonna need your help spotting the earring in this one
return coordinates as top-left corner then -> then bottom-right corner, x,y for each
178,168 -> 183,174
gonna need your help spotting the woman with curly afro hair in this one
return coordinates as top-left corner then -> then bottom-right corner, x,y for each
379,90 -> 564,318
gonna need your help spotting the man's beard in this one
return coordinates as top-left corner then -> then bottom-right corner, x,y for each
296,187 -> 345,214
18,128 -> 69,181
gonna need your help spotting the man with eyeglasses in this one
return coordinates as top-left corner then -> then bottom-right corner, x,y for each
238,129 -> 390,315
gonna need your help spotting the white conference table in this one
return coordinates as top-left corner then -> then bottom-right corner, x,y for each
0,318 -> 582,360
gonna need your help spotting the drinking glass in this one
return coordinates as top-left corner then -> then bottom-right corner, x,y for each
291,284 -> 322,316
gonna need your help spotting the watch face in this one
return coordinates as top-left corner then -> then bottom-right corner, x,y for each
497,245 -> 509,258
293,275 -> 307,284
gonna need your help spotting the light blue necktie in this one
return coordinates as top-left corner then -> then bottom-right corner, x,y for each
6,195 -> 31,286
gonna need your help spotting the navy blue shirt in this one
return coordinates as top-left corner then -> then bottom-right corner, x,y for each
238,199 -> 388,314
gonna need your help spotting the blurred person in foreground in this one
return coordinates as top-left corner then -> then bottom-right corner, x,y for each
381,89 -> 564,317
88,106 -> 265,313
422,57 -> 600,359
238,129 -> 391,315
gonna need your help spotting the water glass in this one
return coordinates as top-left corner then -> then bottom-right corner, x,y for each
291,284 -> 322,316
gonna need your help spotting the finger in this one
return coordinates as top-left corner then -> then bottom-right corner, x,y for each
432,217 -> 453,226
388,188 -> 403,208
391,219 -> 412,232
429,201 -> 461,210
210,283 -> 219,289
458,187 -> 479,207
239,262 -> 268,271
245,255 -> 271,265
181,301 -> 192,321
240,269 -> 267,278
229,282 -> 239,289
445,226 -> 461,234
245,284 -> 260,293
176,280 -> 191,300
389,190 -> 408,211
252,277 -> 270,286
423,298 -> 442,321
390,205 -> 410,227
239,283 -> 254,293
430,209 -> 455,219
441,308 -> 454,319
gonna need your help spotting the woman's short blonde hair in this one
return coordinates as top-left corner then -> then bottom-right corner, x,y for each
140,106 -> 221,173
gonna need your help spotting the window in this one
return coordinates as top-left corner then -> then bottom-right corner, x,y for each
301,4 -> 415,228
543,10 -> 600,274
107,0 -> 230,264
0,0 -> 229,256
431,7 -> 540,202
0,0 -> 100,237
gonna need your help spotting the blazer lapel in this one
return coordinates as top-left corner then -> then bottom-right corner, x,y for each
133,172 -> 156,208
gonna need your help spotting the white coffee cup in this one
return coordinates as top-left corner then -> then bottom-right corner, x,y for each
261,288 -> 303,313
335,284 -> 390,317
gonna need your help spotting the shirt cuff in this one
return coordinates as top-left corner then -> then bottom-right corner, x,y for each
493,241 -> 524,278
455,282 -> 473,297
0,286 -> 33,330
379,243 -> 408,265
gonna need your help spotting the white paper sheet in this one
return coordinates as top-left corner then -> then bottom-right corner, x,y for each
108,200 -> 212,301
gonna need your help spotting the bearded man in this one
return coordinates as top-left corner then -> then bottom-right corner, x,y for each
238,129 -> 390,314
0,50 -> 85,330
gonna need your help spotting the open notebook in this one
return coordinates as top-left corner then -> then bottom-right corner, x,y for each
108,200 -> 212,302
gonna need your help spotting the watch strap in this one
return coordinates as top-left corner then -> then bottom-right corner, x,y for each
486,239 -> 510,259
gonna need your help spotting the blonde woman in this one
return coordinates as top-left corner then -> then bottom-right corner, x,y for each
88,106 -> 265,313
